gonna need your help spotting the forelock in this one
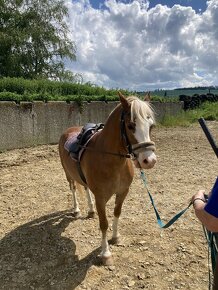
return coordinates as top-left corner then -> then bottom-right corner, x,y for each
126,96 -> 155,122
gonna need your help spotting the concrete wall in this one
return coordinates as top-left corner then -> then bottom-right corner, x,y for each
0,101 -> 183,151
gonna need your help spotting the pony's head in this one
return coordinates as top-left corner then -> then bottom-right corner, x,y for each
118,92 -> 156,169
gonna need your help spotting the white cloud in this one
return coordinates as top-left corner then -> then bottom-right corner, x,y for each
65,0 -> 218,90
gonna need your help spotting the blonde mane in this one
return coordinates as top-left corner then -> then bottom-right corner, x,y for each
127,96 -> 155,123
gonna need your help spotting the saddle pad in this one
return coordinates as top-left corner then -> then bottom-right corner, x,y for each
64,122 -> 104,162
64,134 -> 79,154
64,134 -> 81,161
64,133 -> 95,162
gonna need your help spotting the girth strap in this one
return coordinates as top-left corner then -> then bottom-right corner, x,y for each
76,161 -> 87,184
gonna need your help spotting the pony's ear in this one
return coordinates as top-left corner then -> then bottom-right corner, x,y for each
144,91 -> 151,102
118,91 -> 130,111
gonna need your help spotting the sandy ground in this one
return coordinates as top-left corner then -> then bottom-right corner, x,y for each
0,122 -> 218,290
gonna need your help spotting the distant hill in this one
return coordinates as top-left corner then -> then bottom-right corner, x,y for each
150,87 -> 218,98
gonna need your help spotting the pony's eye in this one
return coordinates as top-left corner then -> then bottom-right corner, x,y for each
128,123 -> 135,130
149,124 -> 155,133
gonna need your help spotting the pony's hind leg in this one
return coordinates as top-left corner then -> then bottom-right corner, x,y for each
111,216 -> 120,245
111,190 -> 129,245
95,199 -> 113,266
70,181 -> 81,218
76,183 -> 95,218
84,186 -> 95,218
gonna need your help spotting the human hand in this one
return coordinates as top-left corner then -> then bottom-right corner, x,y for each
191,190 -> 206,203
192,190 -> 207,208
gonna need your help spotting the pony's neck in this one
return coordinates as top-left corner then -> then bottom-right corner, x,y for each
98,105 -> 127,153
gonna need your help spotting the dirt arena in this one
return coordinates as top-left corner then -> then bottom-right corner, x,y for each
0,122 -> 218,290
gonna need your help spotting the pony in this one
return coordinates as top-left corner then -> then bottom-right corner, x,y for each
59,92 -> 156,265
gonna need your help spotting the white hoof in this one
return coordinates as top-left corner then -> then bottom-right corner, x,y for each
109,237 -> 121,245
87,211 -> 95,218
74,210 -> 81,218
102,255 -> 114,266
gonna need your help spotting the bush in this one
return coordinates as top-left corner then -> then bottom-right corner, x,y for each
0,77 -> 121,97
0,91 -> 22,102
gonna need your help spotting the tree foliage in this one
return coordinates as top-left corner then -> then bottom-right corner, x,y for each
0,0 -> 77,80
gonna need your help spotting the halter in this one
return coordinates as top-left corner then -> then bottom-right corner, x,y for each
120,110 -> 156,160
120,110 -> 135,158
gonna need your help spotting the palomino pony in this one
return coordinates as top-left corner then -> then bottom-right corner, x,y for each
59,92 -> 156,265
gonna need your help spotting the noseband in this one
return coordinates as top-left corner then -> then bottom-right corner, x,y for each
120,110 -> 156,160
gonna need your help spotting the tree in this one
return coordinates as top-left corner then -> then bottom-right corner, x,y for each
0,0 -> 77,80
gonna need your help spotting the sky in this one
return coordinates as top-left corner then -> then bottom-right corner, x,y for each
65,0 -> 218,91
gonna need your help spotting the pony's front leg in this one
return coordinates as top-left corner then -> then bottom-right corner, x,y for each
96,199 -> 113,266
70,181 -> 81,218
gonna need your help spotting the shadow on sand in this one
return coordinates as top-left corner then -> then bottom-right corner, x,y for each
0,210 -> 101,290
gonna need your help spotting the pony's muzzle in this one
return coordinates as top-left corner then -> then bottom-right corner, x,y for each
142,154 -> 157,168
131,141 -> 156,169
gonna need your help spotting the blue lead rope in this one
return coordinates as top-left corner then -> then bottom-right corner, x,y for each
203,226 -> 217,273
140,170 -> 192,228
140,170 -> 217,290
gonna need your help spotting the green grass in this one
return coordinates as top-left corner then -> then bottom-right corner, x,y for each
159,102 -> 218,127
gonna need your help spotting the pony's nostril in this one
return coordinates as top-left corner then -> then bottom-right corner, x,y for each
143,158 -> 148,164
143,157 -> 157,167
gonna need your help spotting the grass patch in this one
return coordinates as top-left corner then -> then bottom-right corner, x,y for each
159,102 -> 218,127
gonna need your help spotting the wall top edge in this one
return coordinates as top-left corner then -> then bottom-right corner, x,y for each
0,101 -> 182,105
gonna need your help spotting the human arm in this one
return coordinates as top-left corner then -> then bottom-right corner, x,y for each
192,185 -> 218,232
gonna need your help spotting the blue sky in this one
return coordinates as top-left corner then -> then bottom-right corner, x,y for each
66,0 -> 218,90
147,0 -> 207,12
89,0 -> 207,12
